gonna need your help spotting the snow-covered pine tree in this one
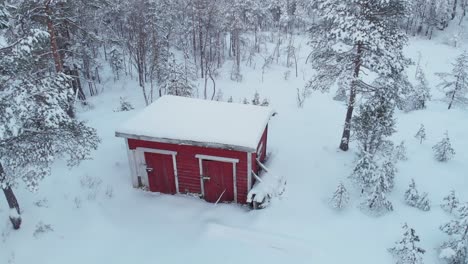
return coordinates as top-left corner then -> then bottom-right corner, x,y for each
361,176 -> 394,215
414,66 -> 431,110
306,0 -> 411,151
432,131 -> 455,162
395,141 -> 408,161
436,51 -> 468,109
439,205 -> 468,264
0,13 -> 100,229
389,223 -> 425,264
329,182 -> 350,210
261,98 -> 270,107
405,179 -> 420,207
416,193 -> 431,212
349,150 -> 379,193
352,92 -> 396,155
441,190 -> 460,214
161,57 -> 195,98
381,157 -> 397,192
242,98 -> 249,104
252,92 -> 261,105
405,66 -> 431,111
227,96 -> 234,103
415,124 -> 426,144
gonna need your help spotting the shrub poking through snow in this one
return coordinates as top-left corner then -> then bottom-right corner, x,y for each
389,223 -> 425,264
439,203 -> 468,264
247,162 -> 286,209
227,96 -> 233,103
329,182 -> 349,210
404,179 -> 431,211
395,141 -> 408,161
261,98 -> 270,107
115,97 -> 134,112
242,98 -> 249,104
414,124 -> 426,144
432,132 -> 455,162
33,221 -> 53,238
441,190 -> 459,214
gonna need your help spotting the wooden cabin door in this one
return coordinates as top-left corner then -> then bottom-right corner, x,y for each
202,160 -> 234,203
144,152 -> 176,194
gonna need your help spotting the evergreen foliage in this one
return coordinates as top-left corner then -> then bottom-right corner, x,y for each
432,132 -> 455,162
415,125 -> 426,144
389,223 -> 425,264
329,182 -> 350,210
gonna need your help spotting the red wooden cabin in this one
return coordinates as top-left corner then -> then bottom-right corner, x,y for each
115,95 -> 275,204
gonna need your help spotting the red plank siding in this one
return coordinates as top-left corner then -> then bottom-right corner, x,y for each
128,139 -> 249,203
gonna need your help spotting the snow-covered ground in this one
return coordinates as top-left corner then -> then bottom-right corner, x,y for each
2,33 -> 468,264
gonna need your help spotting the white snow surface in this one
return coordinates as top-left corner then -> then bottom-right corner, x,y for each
116,95 -> 275,151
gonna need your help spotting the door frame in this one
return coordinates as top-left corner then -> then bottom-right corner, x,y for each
136,147 -> 179,194
195,154 -> 239,203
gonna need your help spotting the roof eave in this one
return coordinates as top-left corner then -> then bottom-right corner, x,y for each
115,132 -> 257,153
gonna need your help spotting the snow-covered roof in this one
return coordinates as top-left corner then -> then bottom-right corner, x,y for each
116,95 -> 275,152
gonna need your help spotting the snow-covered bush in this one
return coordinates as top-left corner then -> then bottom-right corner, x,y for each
114,97 -> 134,112
433,132 -> 455,162
349,150 -> 379,193
261,98 -> 270,107
404,66 -> 431,112
252,92 -> 261,105
80,175 -> 103,201
441,190 -> 459,214
329,182 -> 350,210
389,223 -> 425,264
414,124 -> 426,144
227,96 -> 233,103
404,179 -> 431,211
361,182 -> 394,216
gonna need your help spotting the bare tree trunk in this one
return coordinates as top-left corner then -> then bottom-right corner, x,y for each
339,43 -> 362,151
0,163 -> 21,230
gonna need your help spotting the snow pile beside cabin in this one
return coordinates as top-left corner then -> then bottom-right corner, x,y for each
116,95 -> 275,151
247,160 -> 286,208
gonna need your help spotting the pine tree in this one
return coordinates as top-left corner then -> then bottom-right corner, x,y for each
352,93 -> 396,155
252,92 -> 261,105
439,205 -> 468,264
436,51 -> 468,109
329,182 -> 350,210
307,0 -> 411,151
441,190 -> 460,214
406,66 -> 431,111
415,125 -> 426,144
361,179 -> 394,215
416,193 -> 431,212
389,223 -> 425,264
380,157 -> 397,192
349,150 -> 379,193
162,57 -> 194,98
405,179 -> 420,207
227,96 -> 234,103
432,132 -> 455,162
261,98 -> 270,107
0,7 -> 100,229
395,141 -> 408,161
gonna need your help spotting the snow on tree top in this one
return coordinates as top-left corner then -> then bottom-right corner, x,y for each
116,95 -> 275,152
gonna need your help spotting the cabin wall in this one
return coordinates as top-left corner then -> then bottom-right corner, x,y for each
127,139 -> 249,203
252,125 -> 268,175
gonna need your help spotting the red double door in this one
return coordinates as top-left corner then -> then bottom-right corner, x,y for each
144,152 -> 176,194
202,160 -> 234,203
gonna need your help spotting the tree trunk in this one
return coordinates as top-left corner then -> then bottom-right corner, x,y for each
45,1 -> 63,73
339,43 -> 362,151
0,163 -> 21,230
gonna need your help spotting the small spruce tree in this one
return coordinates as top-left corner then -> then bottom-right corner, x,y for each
227,96 -> 233,103
441,190 -> 459,214
261,98 -> 270,107
405,179 -> 420,207
395,141 -> 408,161
414,125 -> 426,144
406,66 -> 431,111
432,132 -> 455,162
252,92 -> 261,105
349,150 -> 379,193
389,223 -> 425,264
439,204 -> 468,264
416,193 -> 431,212
329,182 -> 350,210
361,180 -> 394,215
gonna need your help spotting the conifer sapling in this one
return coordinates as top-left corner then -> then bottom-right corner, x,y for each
389,223 -> 425,264
432,132 -> 455,162
329,182 -> 350,210
414,125 -> 426,144
441,190 -> 459,214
